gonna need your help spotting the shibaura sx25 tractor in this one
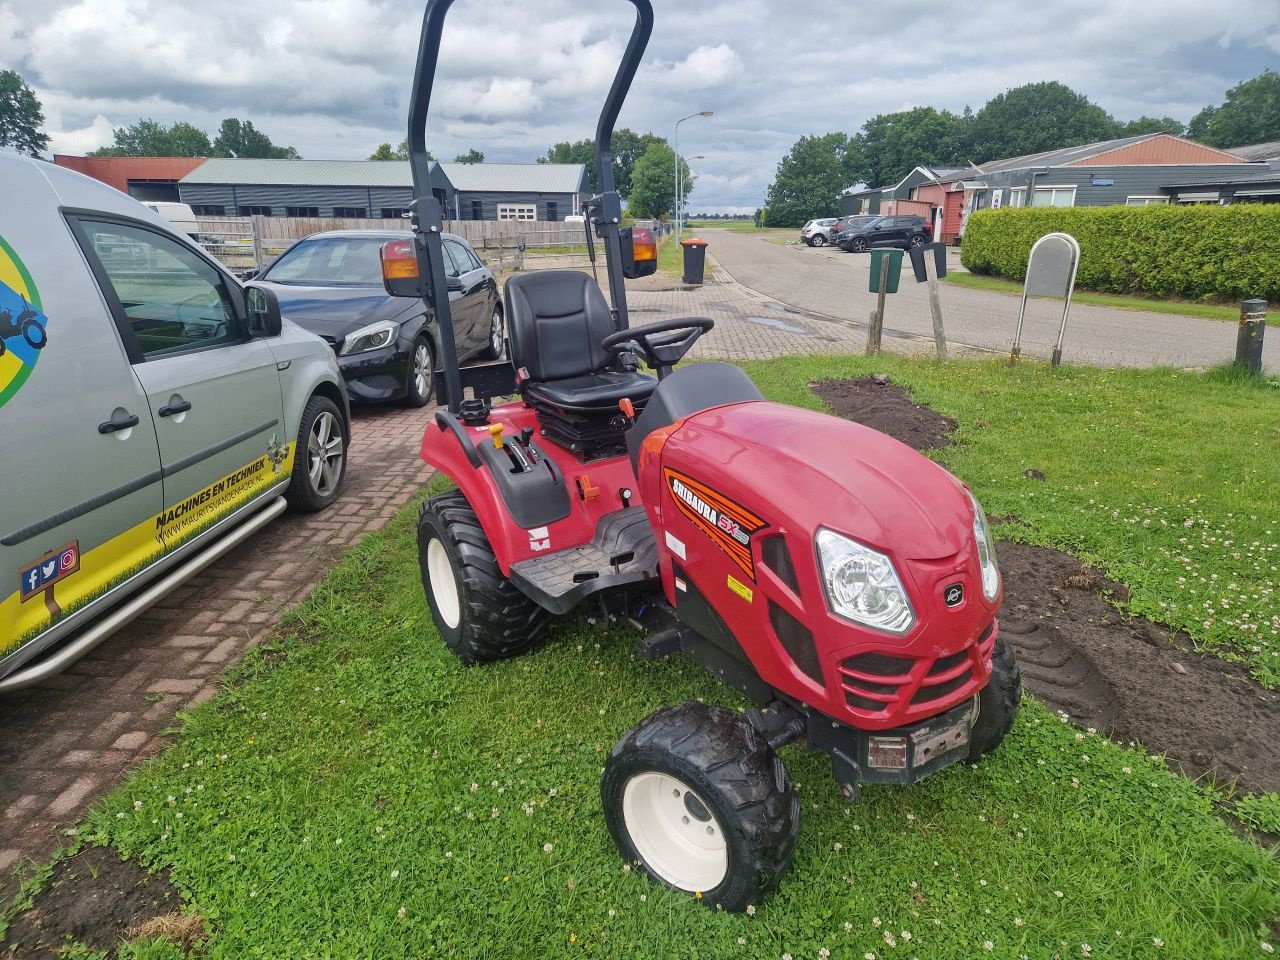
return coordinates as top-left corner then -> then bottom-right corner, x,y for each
385,0 -> 1021,911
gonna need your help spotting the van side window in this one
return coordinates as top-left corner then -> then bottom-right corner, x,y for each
79,220 -> 239,360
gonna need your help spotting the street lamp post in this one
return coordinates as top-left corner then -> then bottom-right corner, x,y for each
673,111 -> 712,237
680,155 -> 704,233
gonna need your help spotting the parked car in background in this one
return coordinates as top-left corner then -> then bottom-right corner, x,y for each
0,154 -> 350,692
838,215 -> 933,252
799,218 -> 839,246
830,214 -> 879,244
255,230 -> 502,407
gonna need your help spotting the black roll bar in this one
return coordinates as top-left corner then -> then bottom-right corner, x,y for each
405,0 -> 654,412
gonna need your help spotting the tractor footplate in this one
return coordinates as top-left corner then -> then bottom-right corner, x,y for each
510,507 -> 658,614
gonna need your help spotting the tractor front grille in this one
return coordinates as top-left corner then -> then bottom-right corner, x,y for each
838,623 -> 995,719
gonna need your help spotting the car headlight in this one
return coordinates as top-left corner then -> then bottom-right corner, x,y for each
339,320 -> 400,356
968,491 -> 1000,601
816,529 -> 915,634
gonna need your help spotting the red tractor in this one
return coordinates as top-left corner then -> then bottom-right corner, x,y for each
388,0 -> 1020,911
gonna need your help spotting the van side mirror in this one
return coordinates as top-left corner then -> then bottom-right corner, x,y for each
381,238 -> 427,298
620,226 -> 657,279
245,284 -> 282,337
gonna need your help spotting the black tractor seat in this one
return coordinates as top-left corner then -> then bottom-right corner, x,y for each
505,270 -> 656,458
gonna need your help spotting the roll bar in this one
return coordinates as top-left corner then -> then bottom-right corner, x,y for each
406,0 -> 655,413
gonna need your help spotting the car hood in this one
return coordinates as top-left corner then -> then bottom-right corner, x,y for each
256,282 -> 422,338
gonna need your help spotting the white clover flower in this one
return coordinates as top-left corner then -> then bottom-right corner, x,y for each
746,905 -> 755,916
984,942 -> 994,951
397,906 -> 406,919
391,869 -> 400,879
543,843 -> 554,853
844,922 -> 853,932
737,936 -> 746,945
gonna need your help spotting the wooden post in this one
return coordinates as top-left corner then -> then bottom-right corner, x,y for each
866,255 -> 890,355
926,253 -> 948,362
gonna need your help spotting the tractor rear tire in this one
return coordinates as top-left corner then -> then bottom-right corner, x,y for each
417,490 -> 549,664
600,702 -> 801,912
968,635 -> 1022,760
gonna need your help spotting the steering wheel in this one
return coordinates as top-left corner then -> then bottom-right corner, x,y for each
601,316 -> 714,379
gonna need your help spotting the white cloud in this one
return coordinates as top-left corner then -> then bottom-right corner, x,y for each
3,0 -> 1278,211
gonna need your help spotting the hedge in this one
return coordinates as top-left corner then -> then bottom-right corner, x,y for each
959,204 -> 1280,302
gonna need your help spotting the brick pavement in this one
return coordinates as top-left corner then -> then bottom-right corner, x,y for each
0,402 -> 434,899
0,257 -> 871,903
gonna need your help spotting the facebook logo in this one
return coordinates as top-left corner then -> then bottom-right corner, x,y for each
19,542 -> 78,601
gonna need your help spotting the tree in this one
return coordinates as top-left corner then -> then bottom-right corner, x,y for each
857,106 -> 961,186
212,118 -> 299,159
369,139 -> 431,161
538,138 -> 597,191
0,71 -> 50,157
610,128 -> 667,199
966,82 -> 1119,162
764,133 -> 862,227
1117,116 -> 1185,137
627,141 -> 690,219
90,119 -> 212,157
453,147 -> 484,164
1186,70 -> 1280,148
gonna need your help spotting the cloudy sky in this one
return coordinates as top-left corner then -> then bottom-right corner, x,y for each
3,0 -> 1279,212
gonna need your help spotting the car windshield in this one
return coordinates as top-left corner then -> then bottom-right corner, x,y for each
262,236 -> 391,286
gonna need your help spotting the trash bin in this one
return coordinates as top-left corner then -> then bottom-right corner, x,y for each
680,238 -> 708,285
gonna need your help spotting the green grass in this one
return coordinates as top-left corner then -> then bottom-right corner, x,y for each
685,219 -> 764,233
942,272 -> 1265,324
31,356 -> 1277,959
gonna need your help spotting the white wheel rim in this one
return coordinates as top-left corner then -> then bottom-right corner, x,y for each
622,771 -> 728,893
307,411 -> 344,495
413,344 -> 431,397
426,537 -> 461,629
490,311 -> 502,353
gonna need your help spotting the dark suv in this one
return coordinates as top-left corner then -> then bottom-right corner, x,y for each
838,215 -> 932,252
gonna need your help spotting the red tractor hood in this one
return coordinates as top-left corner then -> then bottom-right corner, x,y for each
665,401 -> 972,561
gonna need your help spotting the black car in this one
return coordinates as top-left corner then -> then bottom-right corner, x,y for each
256,230 -> 502,405
829,215 -> 879,246
838,215 -> 933,252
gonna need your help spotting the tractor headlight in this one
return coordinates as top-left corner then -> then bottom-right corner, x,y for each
968,491 -> 1000,601
816,529 -> 915,634
339,319 -> 400,356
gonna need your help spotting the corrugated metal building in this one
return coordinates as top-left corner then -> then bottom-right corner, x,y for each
177,158 -> 588,221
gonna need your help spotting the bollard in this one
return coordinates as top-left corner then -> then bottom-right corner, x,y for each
1236,299 -> 1267,374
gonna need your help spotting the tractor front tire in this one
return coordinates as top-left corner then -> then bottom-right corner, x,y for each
601,702 -> 801,912
968,635 -> 1022,760
417,490 -> 549,664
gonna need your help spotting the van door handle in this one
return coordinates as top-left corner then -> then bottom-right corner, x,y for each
158,397 -> 193,417
99,410 -> 141,434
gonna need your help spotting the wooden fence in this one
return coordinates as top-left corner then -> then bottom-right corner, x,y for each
196,215 -> 591,273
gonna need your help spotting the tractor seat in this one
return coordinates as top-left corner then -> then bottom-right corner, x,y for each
505,271 -> 656,459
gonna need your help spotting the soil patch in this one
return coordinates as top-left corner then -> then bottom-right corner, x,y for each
815,376 -> 1280,795
2,845 -> 186,958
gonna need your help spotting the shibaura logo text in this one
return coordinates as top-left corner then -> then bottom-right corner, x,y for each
156,459 -> 267,530
664,468 -> 767,580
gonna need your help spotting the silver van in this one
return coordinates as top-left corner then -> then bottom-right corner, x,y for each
0,156 -> 350,691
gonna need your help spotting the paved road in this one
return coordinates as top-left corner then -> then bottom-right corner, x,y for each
699,229 -> 1278,371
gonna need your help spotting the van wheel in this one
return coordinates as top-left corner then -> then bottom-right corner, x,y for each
287,395 -> 347,512
417,490 -> 549,663
601,702 -> 801,912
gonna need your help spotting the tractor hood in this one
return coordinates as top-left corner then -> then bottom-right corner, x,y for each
662,401 -> 972,562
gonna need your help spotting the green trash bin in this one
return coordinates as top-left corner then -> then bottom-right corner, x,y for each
680,238 -> 709,285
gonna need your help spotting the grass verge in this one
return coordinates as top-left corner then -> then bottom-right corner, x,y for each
44,356 -> 1277,959
942,272 -> 1259,325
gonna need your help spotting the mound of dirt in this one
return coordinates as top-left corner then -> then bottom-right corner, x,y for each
815,375 -> 1280,795
2,845 -> 186,958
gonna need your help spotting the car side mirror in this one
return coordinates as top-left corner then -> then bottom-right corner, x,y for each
245,284 -> 282,337
446,276 -> 464,293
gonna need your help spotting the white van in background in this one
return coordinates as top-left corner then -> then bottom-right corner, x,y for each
143,201 -> 200,239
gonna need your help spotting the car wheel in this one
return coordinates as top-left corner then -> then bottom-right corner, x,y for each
417,490 -> 549,664
851,238 -> 868,253
811,234 -> 827,247
908,233 -> 926,248
286,394 -> 347,512
404,336 -> 435,408
601,702 -> 801,912
478,305 -> 503,361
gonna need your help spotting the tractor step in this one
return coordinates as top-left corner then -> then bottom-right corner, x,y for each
509,507 -> 658,614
